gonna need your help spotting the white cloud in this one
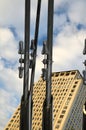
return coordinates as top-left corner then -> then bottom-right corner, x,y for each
54,13 -> 67,32
54,0 -> 68,10
53,24 -> 86,72
0,27 -> 22,130
0,67 -> 22,93
0,59 -> 23,129
0,0 -> 24,38
0,28 -> 18,60
68,0 -> 86,24
0,88 -> 20,130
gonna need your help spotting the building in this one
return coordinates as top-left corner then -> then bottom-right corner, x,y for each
4,70 -> 86,130
83,102 -> 86,130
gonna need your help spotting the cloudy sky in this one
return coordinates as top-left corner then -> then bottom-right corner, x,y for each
0,0 -> 86,129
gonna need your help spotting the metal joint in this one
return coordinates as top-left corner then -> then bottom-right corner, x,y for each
41,68 -> 47,81
83,39 -> 86,55
18,66 -> 24,78
18,41 -> 24,54
42,41 -> 48,55
29,59 -> 33,68
42,59 -> 48,65
19,58 -> 24,64
30,39 -> 35,50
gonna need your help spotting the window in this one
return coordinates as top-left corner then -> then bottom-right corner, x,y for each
62,110 -> 66,114
60,115 -> 64,118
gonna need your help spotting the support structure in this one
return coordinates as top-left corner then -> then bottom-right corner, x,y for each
83,39 -> 86,130
19,0 -> 30,130
18,0 -> 41,130
18,0 -> 54,129
42,0 -> 54,130
83,39 -> 86,85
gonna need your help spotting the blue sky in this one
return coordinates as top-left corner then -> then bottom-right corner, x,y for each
0,0 -> 86,129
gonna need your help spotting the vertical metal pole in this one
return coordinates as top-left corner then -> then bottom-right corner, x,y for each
30,0 -> 41,94
82,40 -> 86,130
42,0 -> 54,130
46,0 -> 54,107
20,0 -> 30,130
29,1 -> 41,129
23,0 -> 30,101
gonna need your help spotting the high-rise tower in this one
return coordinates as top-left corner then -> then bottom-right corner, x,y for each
4,70 -> 86,130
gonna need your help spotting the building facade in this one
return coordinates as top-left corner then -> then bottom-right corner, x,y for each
83,102 -> 86,130
4,70 -> 86,130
